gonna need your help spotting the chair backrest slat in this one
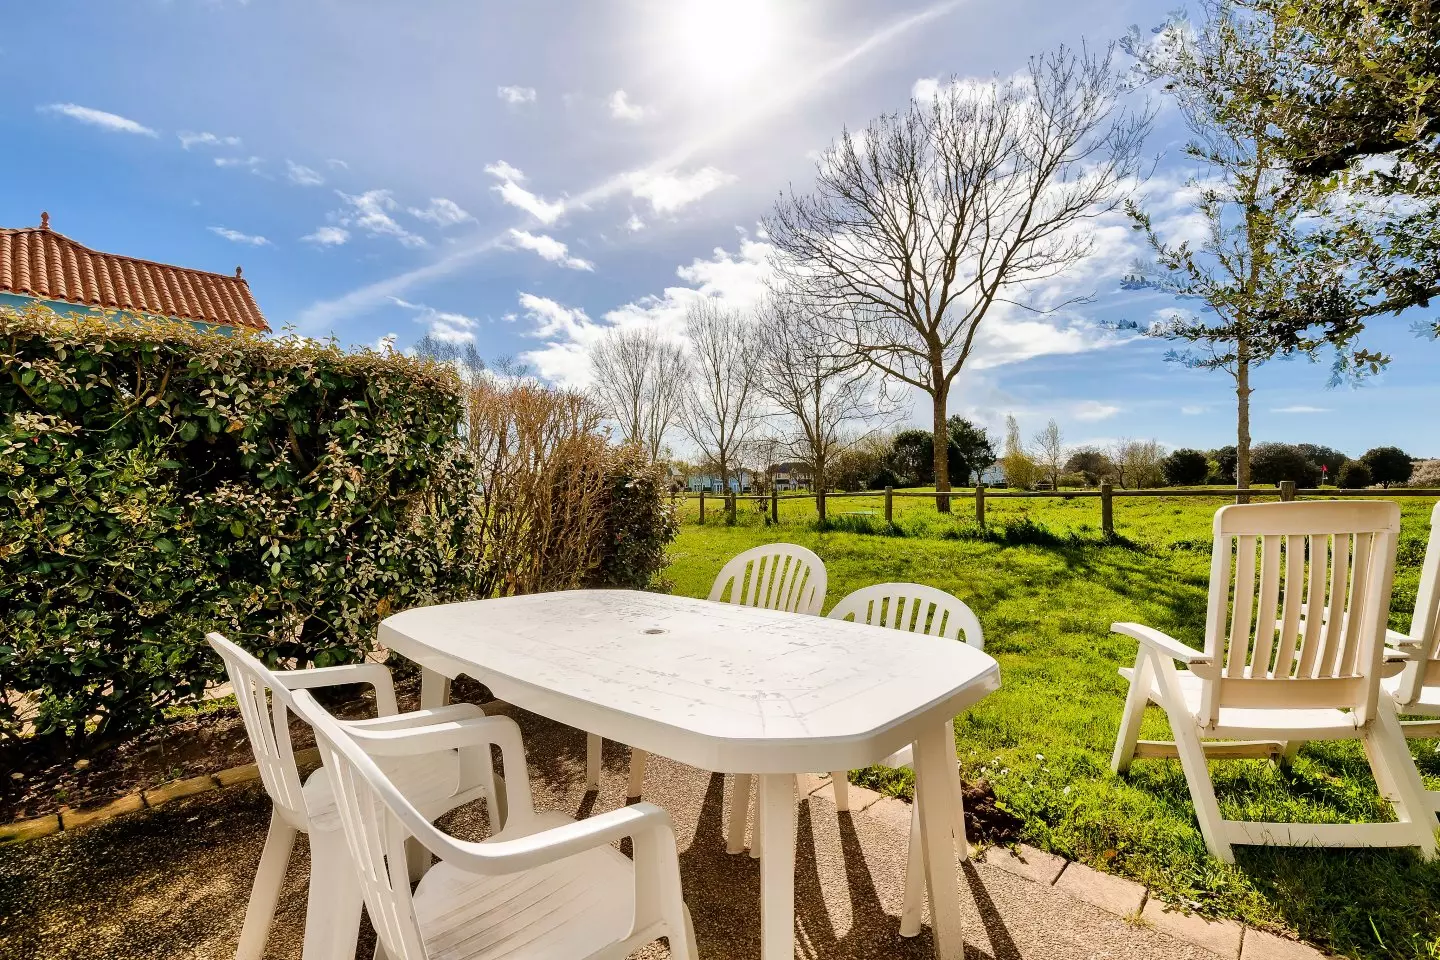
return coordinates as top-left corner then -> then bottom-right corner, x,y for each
827,583 -> 984,649
1272,535 -> 1305,678
709,544 -> 826,615
1199,502 -> 1400,728
1398,503 -> 1440,706
207,633 -> 309,827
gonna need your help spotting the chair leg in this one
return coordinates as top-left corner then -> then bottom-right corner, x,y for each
727,774 -> 752,854
1150,654 -> 1234,864
1111,650 -> 1153,774
1277,740 -> 1302,769
899,797 -> 924,937
1367,699 -> 1438,860
236,809 -> 297,960
586,733 -> 602,791
628,748 -> 649,800
830,770 -> 850,812
301,829 -> 364,960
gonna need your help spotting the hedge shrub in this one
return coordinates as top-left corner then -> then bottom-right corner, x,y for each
1,307 -> 493,747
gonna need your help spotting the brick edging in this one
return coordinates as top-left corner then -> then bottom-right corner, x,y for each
0,747 -> 320,845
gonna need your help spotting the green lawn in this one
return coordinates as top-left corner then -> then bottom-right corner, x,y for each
663,490 -> 1440,960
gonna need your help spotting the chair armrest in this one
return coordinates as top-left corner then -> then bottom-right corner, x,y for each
446,802 -> 676,874
1112,623 -> 1212,665
279,663 -> 398,716
1387,628 -> 1422,648
343,703 -> 484,732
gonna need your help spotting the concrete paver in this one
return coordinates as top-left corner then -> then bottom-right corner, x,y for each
1240,929 -> 1328,960
983,842 -> 1068,885
142,773 -> 218,808
1054,861 -> 1147,917
60,794 -> 145,831
1142,898 -> 1245,958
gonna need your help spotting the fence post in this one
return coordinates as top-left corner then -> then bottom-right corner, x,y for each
817,488 -> 827,523
884,486 -> 893,525
771,486 -> 779,525
727,490 -> 737,525
1280,480 -> 1297,502
698,489 -> 705,524
974,485 -> 986,527
1100,482 -> 1114,538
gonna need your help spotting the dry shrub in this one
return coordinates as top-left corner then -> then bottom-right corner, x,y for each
465,377 -> 610,595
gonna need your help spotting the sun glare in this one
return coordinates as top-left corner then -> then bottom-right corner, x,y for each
661,0 -> 785,92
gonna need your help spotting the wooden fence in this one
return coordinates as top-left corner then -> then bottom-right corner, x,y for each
677,483 -> 1440,538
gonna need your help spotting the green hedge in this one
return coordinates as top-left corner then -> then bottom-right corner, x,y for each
1,307 -> 487,746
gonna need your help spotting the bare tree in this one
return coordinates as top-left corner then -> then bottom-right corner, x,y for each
680,300 -> 759,491
589,327 -> 688,460
767,44 -> 1150,510
754,290 -> 900,497
1001,414 -> 1041,490
1109,438 -> 1165,489
1032,418 -> 1066,488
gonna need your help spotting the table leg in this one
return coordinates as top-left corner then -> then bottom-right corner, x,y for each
726,774 -> 752,855
420,668 -> 451,709
914,723 -> 966,960
758,773 -> 796,960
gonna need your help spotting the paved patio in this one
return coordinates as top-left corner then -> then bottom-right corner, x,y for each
0,704 -> 1250,959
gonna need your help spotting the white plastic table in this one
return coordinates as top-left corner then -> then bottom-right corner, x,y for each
380,589 -> 1000,960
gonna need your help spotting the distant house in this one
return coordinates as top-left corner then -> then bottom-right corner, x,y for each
769,462 -> 812,491
0,213 -> 269,334
686,469 -> 754,494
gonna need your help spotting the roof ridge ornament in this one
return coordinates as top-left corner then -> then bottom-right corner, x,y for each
40,211 -> 50,230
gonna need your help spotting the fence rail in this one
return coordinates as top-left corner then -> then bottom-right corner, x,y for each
674,483 -> 1440,536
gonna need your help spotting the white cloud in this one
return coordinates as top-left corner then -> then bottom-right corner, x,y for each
608,89 -> 649,121
625,214 -> 645,232
326,158 -> 348,169
496,85 -> 537,106
286,160 -> 325,186
40,103 -> 157,137
911,77 -> 941,102
1180,404 -> 1206,415
484,162 -> 565,224
626,166 -> 736,214
215,155 -> 264,170
506,229 -> 594,271
302,226 -> 350,246
517,294 -> 593,340
335,190 -> 427,247
389,297 -> 479,343
1072,400 -> 1121,421
209,226 -> 271,246
408,198 -> 474,227
179,130 -> 241,150
1272,405 -> 1330,414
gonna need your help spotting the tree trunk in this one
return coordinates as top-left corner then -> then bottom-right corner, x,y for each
932,389 -> 951,513
1235,350 -> 1252,504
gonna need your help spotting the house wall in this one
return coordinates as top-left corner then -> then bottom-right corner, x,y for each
0,293 -> 237,335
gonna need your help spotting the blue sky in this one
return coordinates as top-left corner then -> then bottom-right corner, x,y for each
3,0 -> 1436,458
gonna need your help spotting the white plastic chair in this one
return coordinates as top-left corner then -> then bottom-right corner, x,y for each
1110,501 -> 1437,863
288,686 -> 698,960
207,633 -> 500,960
591,543 -> 828,810
828,583 -> 983,937
1386,503 -> 1440,767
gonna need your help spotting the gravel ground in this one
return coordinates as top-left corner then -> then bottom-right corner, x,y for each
0,704 -> 1221,959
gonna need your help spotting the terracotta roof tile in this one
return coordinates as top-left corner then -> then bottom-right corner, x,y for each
0,217 -> 269,332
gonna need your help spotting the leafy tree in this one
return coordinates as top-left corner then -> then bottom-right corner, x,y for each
1236,0 -> 1440,358
1210,445 -> 1238,483
1250,442 -> 1322,486
888,429 -> 936,486
1297,443 -> 1347,484
1361,446 -> 1415,487
948,416 -> 997,486
1409,459 -> 1440,488
1338,460 -> 1373,489
1124,4 -> 1335,491
1163,448 -> 1211,486
1064,447 -> 1116,485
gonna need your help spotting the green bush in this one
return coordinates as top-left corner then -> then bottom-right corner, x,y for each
1337,460 -> 1373,489
588,445 -> 680,592
0,306 -> 487,748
